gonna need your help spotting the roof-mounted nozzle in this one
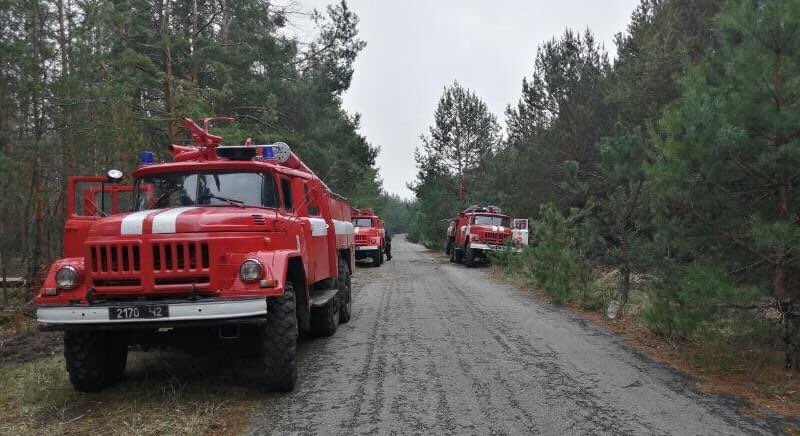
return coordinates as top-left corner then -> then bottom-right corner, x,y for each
462,204 -> 503,215
352,207 -> 376,216
167,117 -> 338,196
171,117 -> 234,161
214,142 -> 293,162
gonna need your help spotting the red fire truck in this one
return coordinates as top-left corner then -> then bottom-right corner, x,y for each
351,208 -> 386,266
35,117 -> 355,393
445,205 -> 526,267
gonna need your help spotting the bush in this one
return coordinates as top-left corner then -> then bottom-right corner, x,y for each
525,204 -> 592,305
488,240 -> 527,275
641,263 -> 764,341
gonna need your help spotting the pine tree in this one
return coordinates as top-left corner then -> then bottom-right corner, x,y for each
584,0 -> 723,310
410,81 -> 499,246
649,0 -> 800,363
502,29 -> 611,216
417,81 -> 500,204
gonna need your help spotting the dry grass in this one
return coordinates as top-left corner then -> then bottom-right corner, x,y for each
0,350 -> 264,435
2,288 -> 264,435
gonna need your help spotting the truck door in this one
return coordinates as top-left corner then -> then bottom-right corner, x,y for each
65,175 -> 134,258
300,181 -> 329,282
512,219 -> 529,247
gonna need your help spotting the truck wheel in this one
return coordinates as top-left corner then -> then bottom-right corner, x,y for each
261,282 -> 298,392
448,241 -> 456,263
312,292 -> 340,337
338,259 -> 352,324
464,244 -> 477,268
454,245 -> 464,263
372,250 -> 382,267
64,331 -> 128,392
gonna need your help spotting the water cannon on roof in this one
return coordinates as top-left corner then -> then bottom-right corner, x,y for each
164,116 -> 341,199
352,207 -> 377,216
461,204 -> 504,215
169,117 -> 294,166
170,117 -> 230,162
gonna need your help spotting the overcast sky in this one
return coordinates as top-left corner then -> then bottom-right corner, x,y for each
296,1 -> 640,199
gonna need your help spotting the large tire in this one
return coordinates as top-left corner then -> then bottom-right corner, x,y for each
372,249 -> 382,267
454,243 -> 464,263
312,291 -> 340,337
261,283 -> 298,392
338,258 -> 353,324
464,244 -> 477,268
448,241 -> 456,263
64,331 -> 128,392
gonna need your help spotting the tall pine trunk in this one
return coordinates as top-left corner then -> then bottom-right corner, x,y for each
160,0 -> 177,142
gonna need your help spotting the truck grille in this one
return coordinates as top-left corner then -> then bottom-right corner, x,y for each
355,234 -> 369,244
89,242 -> 210,273
484,232 -> 508,246
90,244 -> 141,273
89,240 -> 212,293
151,241 -> 210,271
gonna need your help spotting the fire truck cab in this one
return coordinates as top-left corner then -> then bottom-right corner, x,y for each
35,118 -> 355,393
446,205 -> 522,267
351,208 -> 386,266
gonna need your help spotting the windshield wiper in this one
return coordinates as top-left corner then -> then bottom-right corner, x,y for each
152,187 -> 182,209
202,194 -> 245,208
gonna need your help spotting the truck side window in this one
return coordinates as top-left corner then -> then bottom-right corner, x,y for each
304,184 -> 320,216
262,173 -> 278,208
281,178 -> 293,212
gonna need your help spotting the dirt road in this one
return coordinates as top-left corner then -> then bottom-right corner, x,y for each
249,236 -> 779,435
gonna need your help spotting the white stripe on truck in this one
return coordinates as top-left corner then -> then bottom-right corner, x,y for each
152,207 -> 197,234
308,217 -> 328,236
334,220 -> 354,236
121,210 -> 153,235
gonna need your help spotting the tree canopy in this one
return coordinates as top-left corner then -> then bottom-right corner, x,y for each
0,0 -> 381,276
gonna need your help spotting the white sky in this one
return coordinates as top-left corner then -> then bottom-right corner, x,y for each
294,1 -> 640,199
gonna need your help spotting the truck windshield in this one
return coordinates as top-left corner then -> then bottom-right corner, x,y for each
352,218 -> 373,227
474,215 -> 511,227
132,171 -> 278,211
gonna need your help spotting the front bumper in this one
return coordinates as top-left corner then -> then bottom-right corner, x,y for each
470,243 -> 522,252
355,245 -> 380,259
37,298 -> 267,328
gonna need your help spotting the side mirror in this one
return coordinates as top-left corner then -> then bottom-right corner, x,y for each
107,169 -> 124,183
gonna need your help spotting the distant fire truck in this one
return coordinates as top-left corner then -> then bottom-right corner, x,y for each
445,205 -> 528,267
351,208 -> 386,266
35,117 -> 355,392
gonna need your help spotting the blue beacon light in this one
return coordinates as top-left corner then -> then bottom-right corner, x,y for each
140,150 -> 154,166
262,146 -> 275,160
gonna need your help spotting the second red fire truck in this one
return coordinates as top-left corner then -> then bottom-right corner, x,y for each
446,205 -> 528,267
351,208 -> 387,266
35,118 -> 355,392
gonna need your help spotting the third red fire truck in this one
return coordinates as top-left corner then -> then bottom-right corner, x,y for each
351,208 -> 387,266
35,117 -> 355,393
446,205 -> 528,267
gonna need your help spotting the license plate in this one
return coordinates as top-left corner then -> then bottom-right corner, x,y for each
109,305 -> 169,320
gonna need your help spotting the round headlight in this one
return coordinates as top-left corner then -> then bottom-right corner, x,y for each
56,266 -> 79,289
239,259 -> 263,282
